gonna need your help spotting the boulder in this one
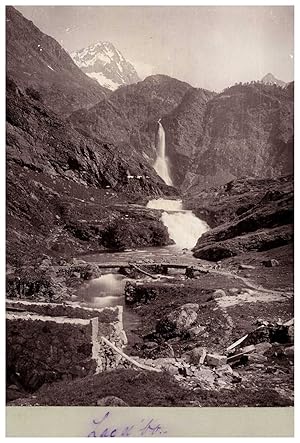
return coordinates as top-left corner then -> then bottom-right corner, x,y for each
96,396 -> 129,407
215,364 -> 233,377
72,272 -> 81,279
232,371 -> 242,383
248,353 -> 268,364
213,289 -> 226,299
255,342 -> 272,355
262,259 -> 279,267
193,367 -> 216,387
156,303 -> 199,339
81,263 -> 101,280
189,347 -> 207,366
188,325 -> 206,338
284,346 -> 294,358
206,353 -> 227,367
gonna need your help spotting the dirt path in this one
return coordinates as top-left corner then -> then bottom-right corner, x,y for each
208,268 -> 293,298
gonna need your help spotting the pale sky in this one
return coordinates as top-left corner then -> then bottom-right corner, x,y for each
16,5 -> 294,91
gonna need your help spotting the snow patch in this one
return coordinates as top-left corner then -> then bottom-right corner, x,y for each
87,72 -> 120,90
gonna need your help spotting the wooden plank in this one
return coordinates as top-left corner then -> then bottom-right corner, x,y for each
226,334 -> 248,351
130,264 -> 158,279
93,262 -> 204,269
100,336 -> 161,372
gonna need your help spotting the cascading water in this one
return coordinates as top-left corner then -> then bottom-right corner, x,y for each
147,198 -> 210,249
153,119 -> 173,186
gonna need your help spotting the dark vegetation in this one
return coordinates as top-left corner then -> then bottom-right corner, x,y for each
10,368 -> 292,407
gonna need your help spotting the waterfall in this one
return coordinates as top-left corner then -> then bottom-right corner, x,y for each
153,120 -> 173,186
147,199 -> 210,249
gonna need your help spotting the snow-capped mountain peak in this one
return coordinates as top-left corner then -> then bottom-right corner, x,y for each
71,41 -> 140,90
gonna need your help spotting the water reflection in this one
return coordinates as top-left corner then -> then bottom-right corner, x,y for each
76,273 -> 127,308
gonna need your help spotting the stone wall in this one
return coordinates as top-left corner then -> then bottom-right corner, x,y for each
6,299 -> 127,391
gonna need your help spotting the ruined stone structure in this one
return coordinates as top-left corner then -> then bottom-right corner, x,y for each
6,299 -> 127,391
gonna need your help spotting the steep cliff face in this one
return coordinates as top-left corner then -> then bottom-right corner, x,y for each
7,7 -> 109,116
182,82 -> 293,191
162,88 -> 216,185
69,74 -> 192,164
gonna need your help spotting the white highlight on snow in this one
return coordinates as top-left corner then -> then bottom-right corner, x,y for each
153,120 -> 173,186
70,41 -> 138,90
86,72 -> 119,90
71,42 -> 122,69
147,199 -> 210,249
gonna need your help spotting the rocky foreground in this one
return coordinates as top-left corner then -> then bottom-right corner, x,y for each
185,175 -> 293,260
6,175 -> 294,407
8,243 -> 293,407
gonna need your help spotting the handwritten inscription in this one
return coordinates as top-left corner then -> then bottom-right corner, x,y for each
88,411 -> 167,437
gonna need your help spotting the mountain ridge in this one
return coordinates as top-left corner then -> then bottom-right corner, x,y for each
6,6 -> 109,116
71,41 -> 140,90
261,72 -> 286,87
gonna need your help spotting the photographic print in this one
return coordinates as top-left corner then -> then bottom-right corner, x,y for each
5,3 -> 294,437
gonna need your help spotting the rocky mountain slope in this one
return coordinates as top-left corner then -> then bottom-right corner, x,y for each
6,6 -> 294,267
181,82 -> 293,191
6,75 -> 174,267
188,175 -> 293,261
7,7 -> 109,116
69,74 -> 192,165
162,87 -> 216,185
70,75 -> 293,190
71,41 -> 140,90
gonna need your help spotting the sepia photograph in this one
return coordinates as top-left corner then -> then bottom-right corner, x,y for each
5,2 -> 294,436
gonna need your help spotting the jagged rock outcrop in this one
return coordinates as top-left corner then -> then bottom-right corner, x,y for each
192,176 -> 293,261
71,41 -> 140,90
184,175 -> 293,228
7,6 -> 109,116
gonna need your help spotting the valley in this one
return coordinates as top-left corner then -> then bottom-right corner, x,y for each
6,6 -> 294,409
